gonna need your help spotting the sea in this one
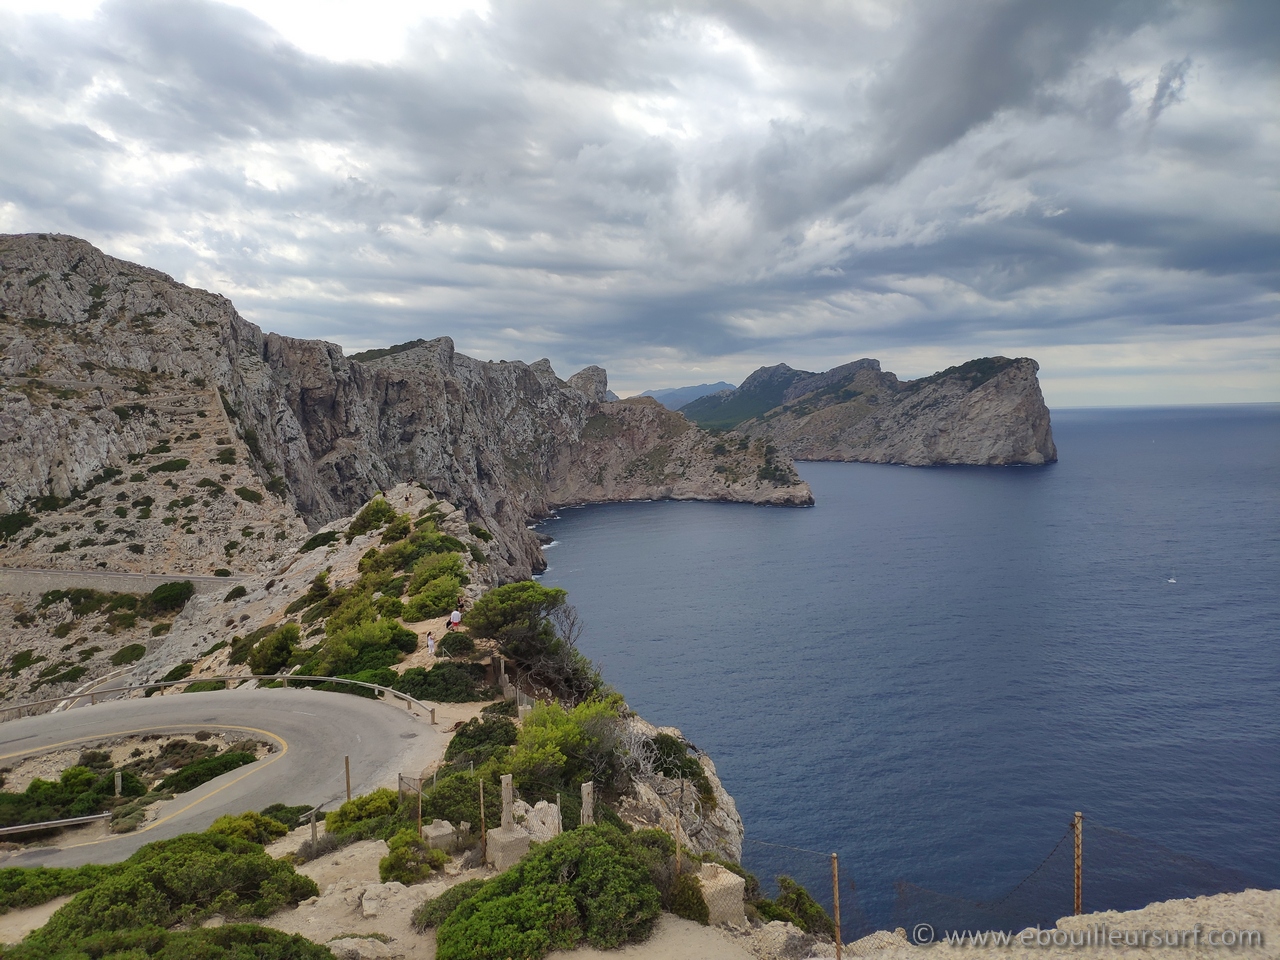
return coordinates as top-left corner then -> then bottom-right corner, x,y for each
534,405 -> 1280,932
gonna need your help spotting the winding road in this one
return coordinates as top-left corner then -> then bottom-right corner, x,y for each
0,687 -> 448,868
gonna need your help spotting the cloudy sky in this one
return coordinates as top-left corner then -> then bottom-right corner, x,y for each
1,0 -> 1276,405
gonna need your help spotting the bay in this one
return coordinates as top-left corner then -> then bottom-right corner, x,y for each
535,405 -> 1280,928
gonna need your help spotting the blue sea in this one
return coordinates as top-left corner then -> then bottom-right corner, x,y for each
535,405 -> 1280,930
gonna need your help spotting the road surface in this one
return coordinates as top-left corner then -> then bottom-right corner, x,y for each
0,567 -> 240,597
0,687 -> 446,867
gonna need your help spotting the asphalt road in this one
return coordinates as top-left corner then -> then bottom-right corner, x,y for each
0,687 -> 446,867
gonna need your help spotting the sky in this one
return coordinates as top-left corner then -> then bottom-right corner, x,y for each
1,0 -> 1277,406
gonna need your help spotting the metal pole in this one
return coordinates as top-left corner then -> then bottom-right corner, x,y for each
1073,812 -> 1083,915
345,756 -> 351,801
832,853 -> 842,960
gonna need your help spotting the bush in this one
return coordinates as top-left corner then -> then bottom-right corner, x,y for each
147,458 -> 189,473
435,825 -> 661,960
184,680 -> 226,693
772,875 -> 835,939
669,872 -> 710,924
462,581 -> 566,640
419,771 -> 501,829
146,581 -> 195,613
325,788 -> 399,836
5,924 -> 334,960
259,803 -> 313,831
234,486 -> 263,504
224,585 -> 247,602
407,552 -> 465,594
207,811 -> 289,845
393,663 -> 487,703
380,513 -> 411,543
110,644 -> 146,666
482,699 -> 519,718
403,575 -> 460,622
159,752 -> 256,793
20,833 -> 318,950
439,631 -> 475,658
299,530 -> 340,553
379,828 -> 447,884
346,497 -> 396,541
413,877 -> 487,931
444,717 -> 518,765
248,623 -> 298,675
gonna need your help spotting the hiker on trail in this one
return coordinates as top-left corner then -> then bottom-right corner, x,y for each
426,632 -> 436,657
449,609 -> 462,629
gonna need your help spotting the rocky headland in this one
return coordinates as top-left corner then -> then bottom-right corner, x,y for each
680,357 -> 1058,466
0,233 -> 811,586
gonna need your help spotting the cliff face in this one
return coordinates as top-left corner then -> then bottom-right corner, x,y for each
682,356 -> 1058,466
0,234 -> 811,580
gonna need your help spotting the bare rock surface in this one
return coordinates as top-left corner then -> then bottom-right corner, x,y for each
1,233 -> 811,586
682,357 -> 1057,466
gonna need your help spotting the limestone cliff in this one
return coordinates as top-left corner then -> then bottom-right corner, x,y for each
681,357 -> 1058,466
0,234 -> 811,581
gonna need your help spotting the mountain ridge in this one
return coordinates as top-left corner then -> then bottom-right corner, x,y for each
0,234 -> 812,583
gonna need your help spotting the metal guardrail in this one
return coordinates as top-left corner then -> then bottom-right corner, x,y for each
0,674 -> 439,724
0,812 -> 112,836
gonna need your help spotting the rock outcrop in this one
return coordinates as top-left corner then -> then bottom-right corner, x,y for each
680,357 -> 1057,466
0,234 -> 811,581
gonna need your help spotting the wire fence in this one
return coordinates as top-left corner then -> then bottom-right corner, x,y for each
741,815 -> 1261,946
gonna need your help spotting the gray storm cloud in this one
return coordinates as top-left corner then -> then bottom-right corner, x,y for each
0,0 -> 1276,403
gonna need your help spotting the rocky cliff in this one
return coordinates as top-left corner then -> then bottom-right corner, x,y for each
681,357 -> 1057,466
0,234 -> 811,582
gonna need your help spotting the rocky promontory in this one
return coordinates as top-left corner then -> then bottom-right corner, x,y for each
680,357 -> 1057,466
0,234 -> 811,582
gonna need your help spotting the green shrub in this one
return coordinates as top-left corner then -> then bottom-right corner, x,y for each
468,523 -> 493,542
771,875 -> 835,938
462,581 -> 566,640
439,631 -> 475,658
158,662 -> 193,684
259,803 -> 313,830
159,752 -> 256,793
444,717 -> 518,765
299,529 -> 340,553
669,873 -> 710,924
380,513 -> 411,543
482,699 -> 519,718
207,811 -> 289,845
393,663 -> 487,703
379,828 -> 447,884
407,552 -> 465,594
146,580 -> 194,613
214,568 -> 232,577
419,772 -> 502,841
234,486 -> 263,504
109,643 -> 146,667
403,575 -> 460,621
412,877 -> 487,930
248,623 -> 298,675
345,497 -> 396,541
652,733 -> 716,810
435,825 -> 661,960
21,833 -> 318,950
184,680 -> 227,693
325,788 -> 399,836
149,622 -> 171,637
147,458 -> 189,473
224,585 -> 247,601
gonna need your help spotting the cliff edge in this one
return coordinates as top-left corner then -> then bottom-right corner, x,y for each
0,234 -> 811,582
681,357 -> 1057,466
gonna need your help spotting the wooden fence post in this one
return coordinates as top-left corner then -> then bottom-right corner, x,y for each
1073,811 -> 1083,916
832,853 -> 842,960
345,756 -> 351,802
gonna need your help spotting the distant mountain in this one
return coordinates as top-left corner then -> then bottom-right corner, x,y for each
679,358 -> 1057,466
639,382 -> 736,410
